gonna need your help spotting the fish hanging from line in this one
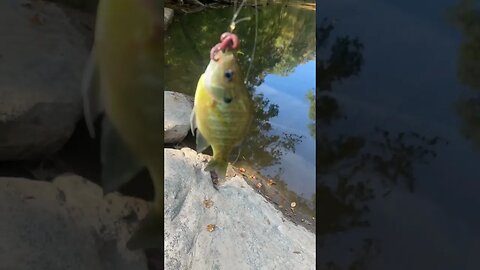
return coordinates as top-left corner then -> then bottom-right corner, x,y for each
81,0 -> 165,250
190,32 -> 254,180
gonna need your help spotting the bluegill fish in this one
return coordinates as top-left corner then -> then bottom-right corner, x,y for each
190,39 -> 253,179
82,0 -> 164,250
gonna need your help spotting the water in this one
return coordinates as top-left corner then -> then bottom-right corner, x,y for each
317,0 -> 480,269
164,4 -> 316,213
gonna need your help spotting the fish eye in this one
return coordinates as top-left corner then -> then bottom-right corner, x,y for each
224,69 -> 234,81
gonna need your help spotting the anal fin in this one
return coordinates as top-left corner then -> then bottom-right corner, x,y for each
190,107 -> 196,136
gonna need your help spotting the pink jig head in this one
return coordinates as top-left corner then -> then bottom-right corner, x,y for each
210,32 -> 240,61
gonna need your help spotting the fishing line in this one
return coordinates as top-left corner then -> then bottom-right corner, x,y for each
233,16 -> 251,25
233,0 -> 238,26
228,0 -> 258,85
243,0 -> 258,85
232,147 -> 242,164
230,0 -> 247,32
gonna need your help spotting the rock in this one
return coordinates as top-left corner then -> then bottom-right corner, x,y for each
164,148 -> 316,270
0,174 -> 149,270
54,0 -> 99,11
164,91 -> 194,144
0,0 -> 88,160
57,3 -> 97,50
164,8 -> 174,30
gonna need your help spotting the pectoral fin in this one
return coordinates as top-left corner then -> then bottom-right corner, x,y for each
195,129 -> 210,153
100,117 -> 144,193
190,107 -> 196,136
191,108 -> 211,153
81,49 -> 102,138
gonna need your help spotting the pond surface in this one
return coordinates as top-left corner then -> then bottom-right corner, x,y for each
317,0 -> 480,269
164,4 -> 316,213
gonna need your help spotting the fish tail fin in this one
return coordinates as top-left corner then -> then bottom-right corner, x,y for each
126,206 -> 163,250
205,157 -> 228,179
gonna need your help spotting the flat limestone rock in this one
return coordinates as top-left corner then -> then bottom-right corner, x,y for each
0,174 -> 149,270
0,0 -> 88,160
164,148 -> 316,270
164,91 -> 194,144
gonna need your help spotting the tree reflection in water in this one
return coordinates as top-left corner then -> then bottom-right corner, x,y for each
316,16 -> 447,269
449,0 -> 480,150
306,89 -> 316,138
